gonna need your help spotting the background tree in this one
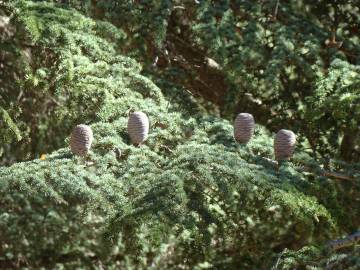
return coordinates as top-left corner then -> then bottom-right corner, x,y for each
55,0 -> 360,162
0,1 -> 359,269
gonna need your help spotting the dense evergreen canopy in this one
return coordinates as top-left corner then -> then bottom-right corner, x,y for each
0,1 -> 359,269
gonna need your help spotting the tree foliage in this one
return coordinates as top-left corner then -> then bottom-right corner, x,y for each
0,1 -> 359,269
59,0 -> 360,162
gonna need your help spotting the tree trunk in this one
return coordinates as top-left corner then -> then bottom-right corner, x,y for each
340,130 -> 358,162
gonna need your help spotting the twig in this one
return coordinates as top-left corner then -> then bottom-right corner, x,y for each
327,231 -> 360,251
173,6 -> 185,10
152,55 -> 159,67
261,156 -> 277,166
272,252 -> 283,269
320,170 -> 355,181
49,96 -> 61,106
17,90 -> 24,102
299,165 -> 355,181
159,144 -> 173,154
259,157 -> 356,181
274,0 -> 280,19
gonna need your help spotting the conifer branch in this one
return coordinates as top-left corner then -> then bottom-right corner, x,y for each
0,252 -> 100,269
261,157 -> 356,181
1,1 -> 359,269
327,231 -> 360,251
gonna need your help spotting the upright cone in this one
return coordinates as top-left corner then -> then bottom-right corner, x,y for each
128,111 -> 149,145
70,124 -> 93,156
234,113 -> 255,144
274,129 -> 296,161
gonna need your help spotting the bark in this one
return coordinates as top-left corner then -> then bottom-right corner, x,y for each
340,130 -> 358,162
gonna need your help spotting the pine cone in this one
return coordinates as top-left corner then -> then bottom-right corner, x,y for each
70,124 -> 93,156
128,111 -> 149,145
274,129 -> 296,161
234,113 -> 255,143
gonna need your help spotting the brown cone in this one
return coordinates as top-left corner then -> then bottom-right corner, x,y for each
274,129 -> 296,161
234,113 -> 255,144
70,124 -> 93,156
128,111 -> 149,145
